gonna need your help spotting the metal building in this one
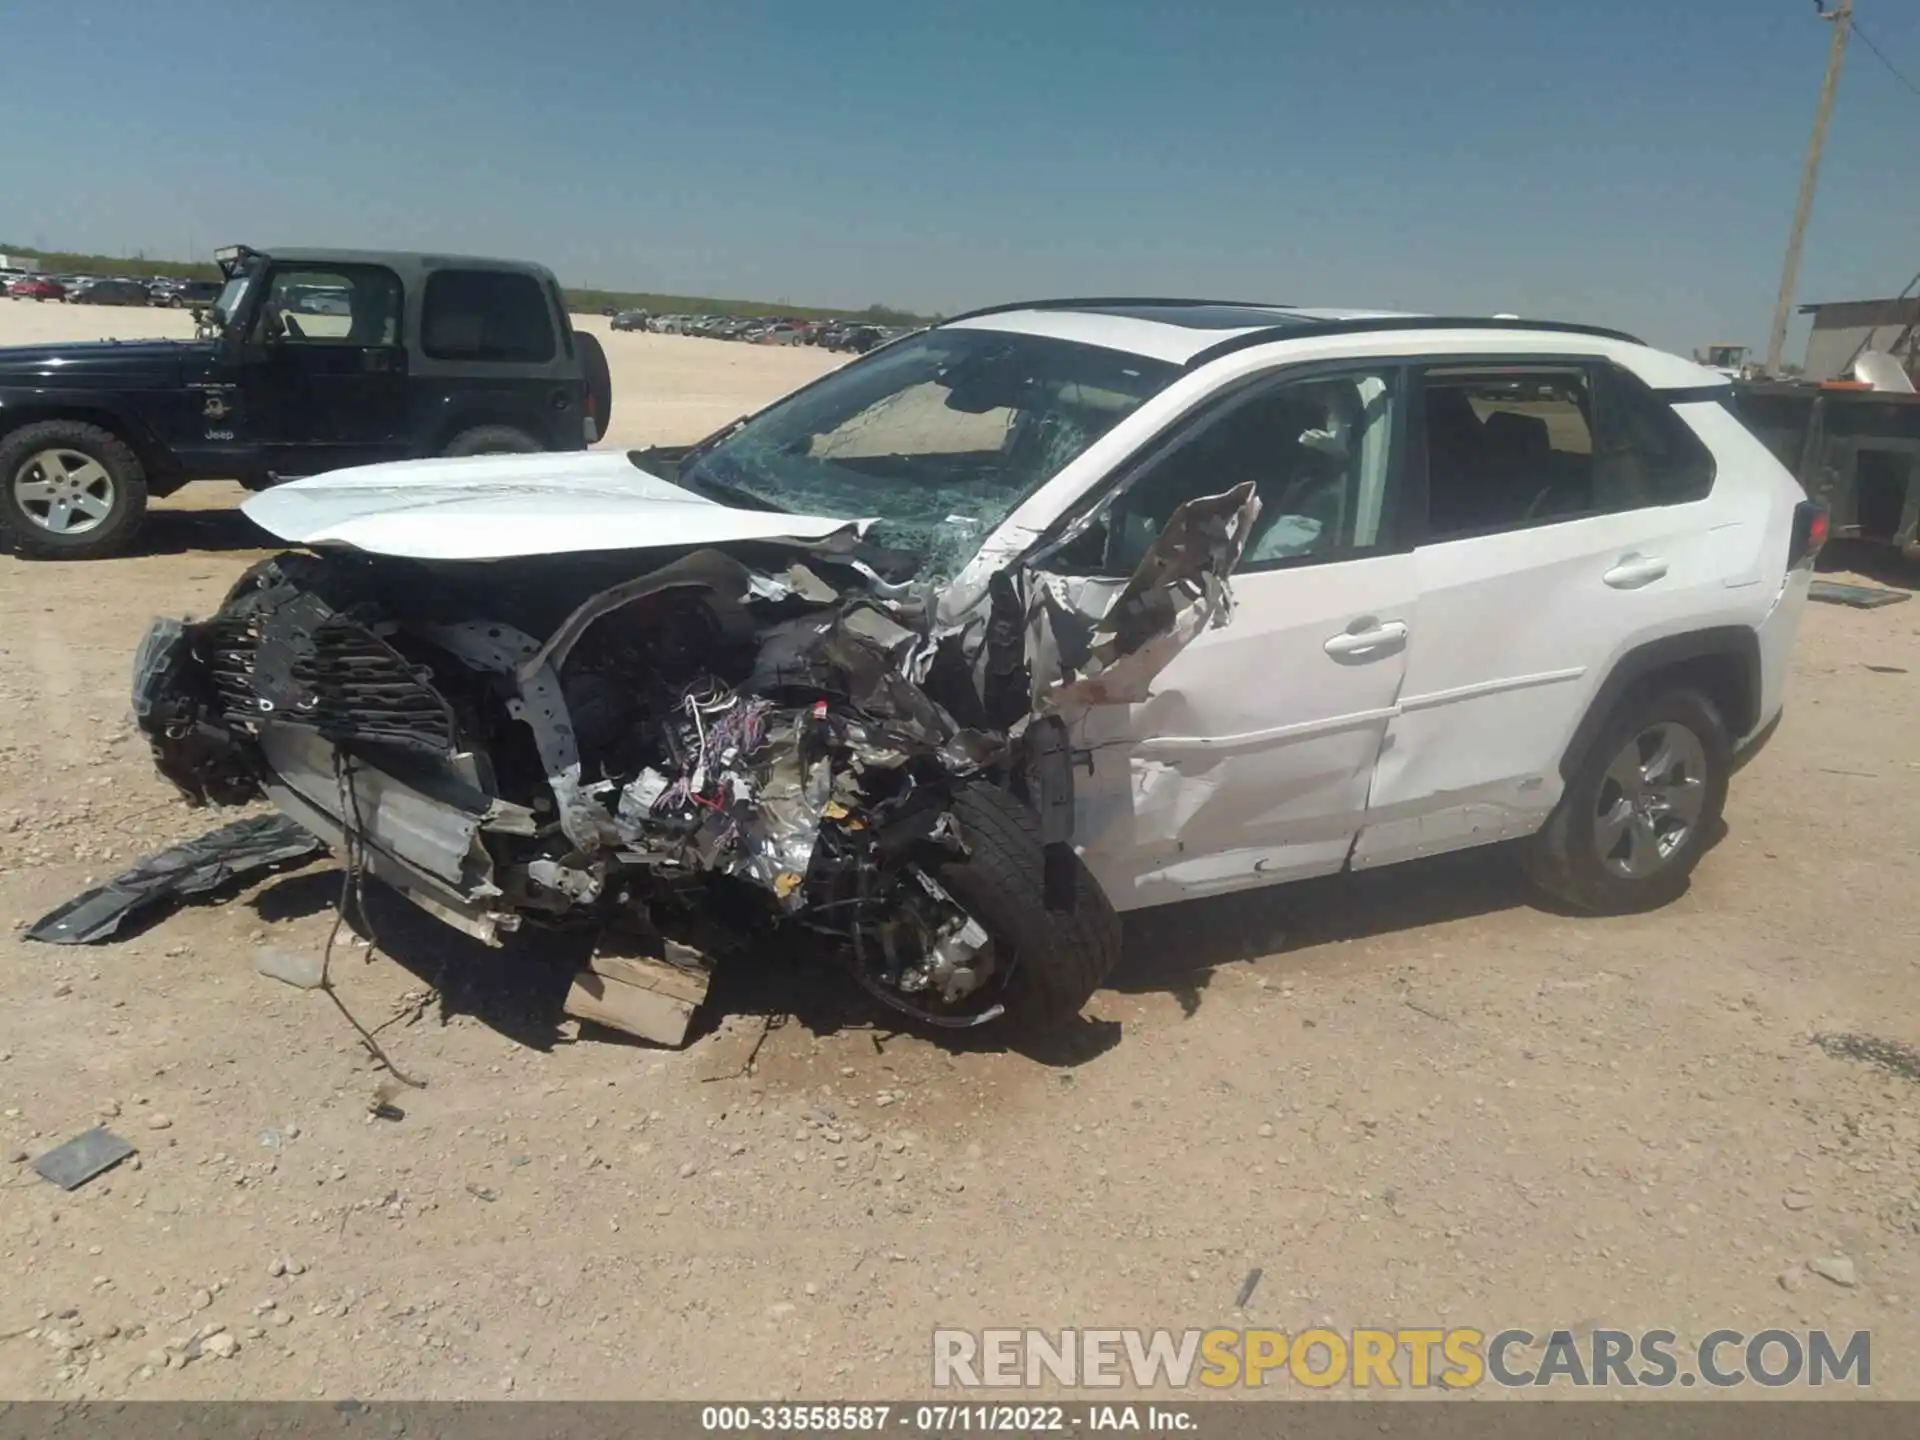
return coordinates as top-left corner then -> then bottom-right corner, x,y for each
1799,297 -> 1920,382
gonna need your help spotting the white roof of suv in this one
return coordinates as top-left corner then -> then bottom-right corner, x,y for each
943,300 -> 1722,390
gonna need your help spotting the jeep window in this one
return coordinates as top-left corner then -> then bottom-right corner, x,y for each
260,266 -> 402,346
1050,369 -> 1402,576
675,328 -> 1178,579
422,270 -> 557,363
1419,366 -> 1598,537
213,273 -> 251,327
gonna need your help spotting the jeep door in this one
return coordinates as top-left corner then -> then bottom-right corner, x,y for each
1351,359 -> 1739,869
1026,362 -> 1418,909
247,263 -> 409,475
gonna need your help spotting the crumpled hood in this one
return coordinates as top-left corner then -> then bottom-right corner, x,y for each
241,451 -> 869,560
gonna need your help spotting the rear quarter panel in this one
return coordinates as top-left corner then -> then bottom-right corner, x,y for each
1675,394 -> 1808,740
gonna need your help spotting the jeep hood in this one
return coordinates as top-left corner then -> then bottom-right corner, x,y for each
0,338 -> 212,383
241,451 -> 868,560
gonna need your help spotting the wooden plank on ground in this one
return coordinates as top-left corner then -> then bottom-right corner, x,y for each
564,937 -> 712,1046
563,970 -> 700,1047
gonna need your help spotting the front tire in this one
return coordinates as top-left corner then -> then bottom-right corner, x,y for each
0,420 -> 149,560
1521,686 -> 1729,914
928,782 -> 1121,1035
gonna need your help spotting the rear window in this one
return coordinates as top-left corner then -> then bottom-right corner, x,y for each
1594,364 -> 1716,506
421,269 -> 557,363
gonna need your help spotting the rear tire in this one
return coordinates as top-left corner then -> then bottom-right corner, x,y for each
440,425 -> 543,458
1521,685 -> 1729,914
930,782 -> 1121,1036
0,419 -> 149,560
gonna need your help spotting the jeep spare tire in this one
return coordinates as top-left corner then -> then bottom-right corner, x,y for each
441,426 -> 543,458
576,330 -> 612,439
0,419 -> 149,560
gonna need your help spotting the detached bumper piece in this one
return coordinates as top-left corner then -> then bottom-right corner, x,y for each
24,813 -> 325,945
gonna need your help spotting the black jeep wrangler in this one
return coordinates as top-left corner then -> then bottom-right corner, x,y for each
0,245 -> 613,559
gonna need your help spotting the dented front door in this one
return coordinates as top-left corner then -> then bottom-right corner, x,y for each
1019,362 -> 1417,909
1049,556 -> 1416,908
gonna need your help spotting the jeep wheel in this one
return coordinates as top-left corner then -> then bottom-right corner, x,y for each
1521,686 -> 1729,914
441,426 -> 543,458
0,420 -> 149,560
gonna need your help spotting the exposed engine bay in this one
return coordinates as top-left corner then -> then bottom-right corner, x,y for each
126,482 -> 1259,1040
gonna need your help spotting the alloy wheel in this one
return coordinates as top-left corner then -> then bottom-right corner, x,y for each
13,448 -> 116,536
1592,722 -> 1709,880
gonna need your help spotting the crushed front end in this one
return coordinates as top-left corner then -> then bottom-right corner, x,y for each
127,474 -> 1259,1040
131,543 -> 1106,1035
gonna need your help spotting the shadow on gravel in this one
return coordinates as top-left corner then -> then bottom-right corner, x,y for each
221,819 -> 1732,1059
4,504 -> 276,560
1110,847 -> 1534,1018
128,505 -> 278,557
1819,539 -> 1920,591
251,868 -> 590,1054
247,868 -> 1124,1070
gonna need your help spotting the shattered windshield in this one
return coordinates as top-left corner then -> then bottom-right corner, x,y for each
678,328 -> 1179,579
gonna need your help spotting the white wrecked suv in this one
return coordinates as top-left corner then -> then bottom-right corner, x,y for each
130,300 -> 1822,1037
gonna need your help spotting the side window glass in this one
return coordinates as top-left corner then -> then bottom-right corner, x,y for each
422,270 -> 557,363
1421,367 -> 1595,537
1592,364 -> 1717,509
263,267 -> 401,346
1062,370 -> 1399,576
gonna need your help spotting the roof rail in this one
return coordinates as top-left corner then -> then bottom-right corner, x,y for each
1181,315 -> 1645,369
938,300 -> 1643,353
943,296 -> 1299,323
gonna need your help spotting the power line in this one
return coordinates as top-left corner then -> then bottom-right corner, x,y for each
1852,18 -> 1920,98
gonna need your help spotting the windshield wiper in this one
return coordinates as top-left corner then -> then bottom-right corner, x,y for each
673,460 -> 790,514
683,414 -> 748,466
636,415 -> 794,514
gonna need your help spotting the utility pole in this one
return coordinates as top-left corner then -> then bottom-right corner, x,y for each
1767,0 -> 1853,377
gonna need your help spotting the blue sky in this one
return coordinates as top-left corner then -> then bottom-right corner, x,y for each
2,0 -> 1916,354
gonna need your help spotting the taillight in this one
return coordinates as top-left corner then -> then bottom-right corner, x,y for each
1789,500 -> 1828,568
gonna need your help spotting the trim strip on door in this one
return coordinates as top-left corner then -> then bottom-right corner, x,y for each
1398,666 -> 1587,713
1135,706 -> 1401,756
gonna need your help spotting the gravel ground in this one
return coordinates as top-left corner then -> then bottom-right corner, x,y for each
1,302 -> 1917,1400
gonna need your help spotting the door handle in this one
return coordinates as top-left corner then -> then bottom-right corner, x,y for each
1323,620 -> 1408,658
1603,555 -> 1669,589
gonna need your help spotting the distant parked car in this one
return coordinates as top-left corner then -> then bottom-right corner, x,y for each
162,280 -> 222,309
8,277 -> 65,301
611,310 -> 648,331
285,285 -> 351,316
68,278 -> 150,307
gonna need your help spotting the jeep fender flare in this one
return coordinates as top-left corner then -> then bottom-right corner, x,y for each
1557,626 -> 1762,782
0,393 -> 184,496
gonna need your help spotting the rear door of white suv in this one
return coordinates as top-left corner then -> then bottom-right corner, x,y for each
1351,356 -> 1756,869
